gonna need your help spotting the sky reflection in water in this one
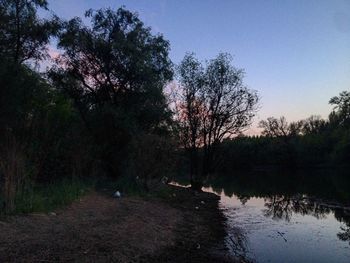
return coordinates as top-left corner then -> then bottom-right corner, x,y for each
201,170 -> 350,263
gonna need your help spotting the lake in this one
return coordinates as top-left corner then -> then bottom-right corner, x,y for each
179,169 -> 350,262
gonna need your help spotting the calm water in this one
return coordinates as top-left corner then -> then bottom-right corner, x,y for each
181,169 -> 350,262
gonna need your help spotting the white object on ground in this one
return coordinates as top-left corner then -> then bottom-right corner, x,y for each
113,191 -> 121,198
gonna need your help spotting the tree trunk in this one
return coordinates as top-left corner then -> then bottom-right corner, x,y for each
0,133 -> 25,214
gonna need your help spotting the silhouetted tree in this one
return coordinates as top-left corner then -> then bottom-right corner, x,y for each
131,134 -> 177,191
50,7 -> 173,176
259,116 -> 303,139
0,1 -> 82,213
329,90 -> 350,127
175,53 -> 258,190
301,115 -> 326,135
0,0 -> 60,63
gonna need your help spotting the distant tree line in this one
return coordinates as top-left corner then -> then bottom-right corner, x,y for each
219,91 -> 350,172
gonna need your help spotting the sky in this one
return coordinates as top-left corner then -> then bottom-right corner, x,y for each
44,0 -> 350,134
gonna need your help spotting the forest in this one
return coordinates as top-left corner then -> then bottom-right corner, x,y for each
0,0 -> 349,216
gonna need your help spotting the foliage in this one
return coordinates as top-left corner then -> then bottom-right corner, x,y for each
130,133 -> 177,190
0,4 -> 175,214
50,7 -> 174,177
329,91 -> 350,127
258,116 -> 304,138
7,177 -> 95,214
0,0 -> 60,63
221,91 -> 350,170
174,53 -> 258,188
0,60 -> 53,212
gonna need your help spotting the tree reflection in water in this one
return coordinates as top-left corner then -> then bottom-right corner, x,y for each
334,208 -> 350,245
260,194 -> 350,245
338,227 -> 350,244
262,195 -> 330,221
202,169 -> 350,245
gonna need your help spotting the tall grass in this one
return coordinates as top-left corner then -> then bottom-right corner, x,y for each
1,177 -> 95,214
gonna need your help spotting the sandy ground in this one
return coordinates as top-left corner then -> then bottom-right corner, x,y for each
0,186 -> 238,262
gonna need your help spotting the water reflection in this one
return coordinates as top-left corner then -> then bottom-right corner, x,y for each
338,227 -> 350,244
198,169 -> 350,262
205,169 -> 350,219
335,209 -> 350,245
264,195 -> 325,221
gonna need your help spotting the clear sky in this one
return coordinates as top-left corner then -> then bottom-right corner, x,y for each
45,0 -> 350,134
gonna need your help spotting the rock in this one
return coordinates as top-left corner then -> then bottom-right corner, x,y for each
49,212 -> 57,216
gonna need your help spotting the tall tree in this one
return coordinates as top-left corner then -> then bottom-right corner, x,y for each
172,54 -> 204,184
50,7 -> 173,176
0,0 -> 60,64
174,53 -> 258,189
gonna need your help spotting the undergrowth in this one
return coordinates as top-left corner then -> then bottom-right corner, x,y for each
1,177 -> 95,215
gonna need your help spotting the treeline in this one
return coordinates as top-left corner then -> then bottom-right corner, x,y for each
219,93 -> 350,171
0,1 -> 177,213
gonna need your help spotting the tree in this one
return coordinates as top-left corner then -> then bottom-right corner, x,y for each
0,0 -> 60,64
50,7 -> 173,176
329,90 -> 350,127
174,53 -> 258,190
0,60 -> 55,213
171,54 -> 204,186
259,117 -> 289,138
131,134 -> 176,191
258,116 -> 303,139
258,116 -> 305,167
301,115 -> 326,135
0,1 -> 68,213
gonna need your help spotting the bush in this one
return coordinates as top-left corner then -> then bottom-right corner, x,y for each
7,177 -> 96,214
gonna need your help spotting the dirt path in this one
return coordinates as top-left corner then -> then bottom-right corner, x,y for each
0,187 -> 237,262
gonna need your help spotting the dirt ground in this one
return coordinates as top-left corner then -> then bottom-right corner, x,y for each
0,185 -> 238,262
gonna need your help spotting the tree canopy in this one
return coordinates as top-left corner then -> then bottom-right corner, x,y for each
50,7 -> 174,177
174,53 -> 258,188
0,0 -> 60,63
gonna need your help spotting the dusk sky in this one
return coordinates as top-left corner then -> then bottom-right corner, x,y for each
45,0 -> 350,134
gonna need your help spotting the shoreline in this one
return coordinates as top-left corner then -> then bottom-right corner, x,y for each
146,185 -> 237,262
0,184 -> 239,262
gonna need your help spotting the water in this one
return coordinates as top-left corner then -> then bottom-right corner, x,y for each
180,169 -> 350,262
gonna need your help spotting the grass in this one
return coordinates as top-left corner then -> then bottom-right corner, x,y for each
0,175 -> 174,215
9,177 -> 96,214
